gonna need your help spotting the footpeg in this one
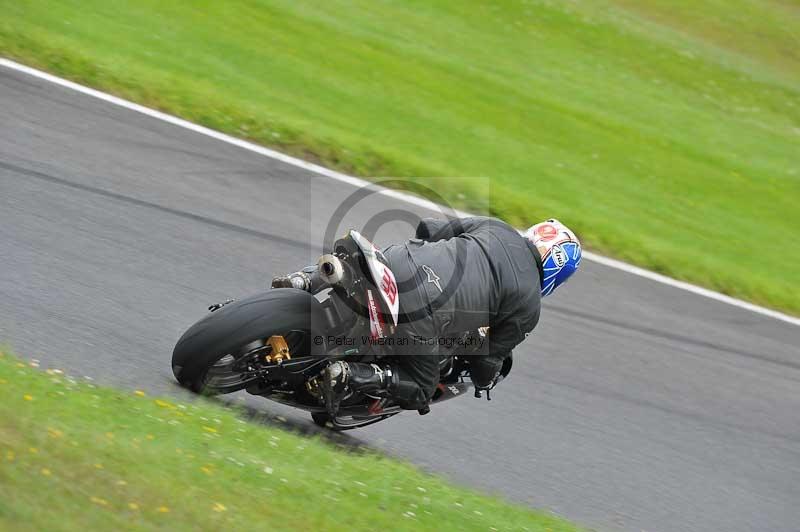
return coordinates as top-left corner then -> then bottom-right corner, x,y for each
271,272 -> 311,290
271,265 -> 328,293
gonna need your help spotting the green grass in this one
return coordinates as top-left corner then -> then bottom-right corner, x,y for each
0,351 -> 580,531
1,0 -> 799,313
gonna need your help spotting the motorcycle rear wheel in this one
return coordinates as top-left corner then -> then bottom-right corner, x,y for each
171,289 -> 326,394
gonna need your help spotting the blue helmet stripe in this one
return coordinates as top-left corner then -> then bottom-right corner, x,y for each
538,239 -> 581,297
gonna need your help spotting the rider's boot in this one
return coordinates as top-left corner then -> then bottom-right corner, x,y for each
320,361 -> 392,416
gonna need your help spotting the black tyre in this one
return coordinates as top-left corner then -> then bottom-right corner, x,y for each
171,289 -> 327,393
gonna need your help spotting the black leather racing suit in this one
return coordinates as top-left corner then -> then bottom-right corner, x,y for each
379,216 -> 543,409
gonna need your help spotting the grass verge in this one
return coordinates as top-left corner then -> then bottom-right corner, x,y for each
1,0 -> 798,313
0,351 -> 580,531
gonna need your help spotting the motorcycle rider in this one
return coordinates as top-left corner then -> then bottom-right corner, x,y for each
272,216 -> 581,416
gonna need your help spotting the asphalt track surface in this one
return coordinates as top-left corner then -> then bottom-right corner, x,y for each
2,66 -> 800,532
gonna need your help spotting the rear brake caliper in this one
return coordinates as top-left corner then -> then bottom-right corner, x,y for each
264,335 -> 291,364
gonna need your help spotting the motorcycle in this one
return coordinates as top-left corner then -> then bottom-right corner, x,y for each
171,230 -> 509,430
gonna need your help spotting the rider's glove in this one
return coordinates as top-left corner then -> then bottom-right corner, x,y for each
467,354 -> 504,400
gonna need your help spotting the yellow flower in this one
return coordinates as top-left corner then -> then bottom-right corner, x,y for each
202,426 -> 218,434
134,390 -> 146,397
212,502 -> 227,513
94,463 -> 104,469
128,502 -> 139,510
40,468 -> 51,476
145,434 -> 155,441
29,447 -> 38,454
23,394 -> 33,401
157,506 -> 170,513
154,399 -> 173,409
90,496 -> 108,506
200,466 -> 213,475
105,432 -> 114,439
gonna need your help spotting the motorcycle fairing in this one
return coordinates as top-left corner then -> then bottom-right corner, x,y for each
349,230 -> 399,326
366,288 -> 387,339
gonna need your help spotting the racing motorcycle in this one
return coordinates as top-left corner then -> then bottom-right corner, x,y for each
171,230 -> 509,430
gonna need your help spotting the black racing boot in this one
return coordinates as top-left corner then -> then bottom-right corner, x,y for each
320,361 -> 392,416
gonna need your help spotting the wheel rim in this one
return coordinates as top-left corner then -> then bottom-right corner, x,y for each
199,330 -> 307,394
201,353 -> 254,393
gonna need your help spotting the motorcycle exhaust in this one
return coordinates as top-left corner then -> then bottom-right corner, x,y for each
318,254 -> 345,284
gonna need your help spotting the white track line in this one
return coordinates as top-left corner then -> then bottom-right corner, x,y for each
2,57 -> 798,327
